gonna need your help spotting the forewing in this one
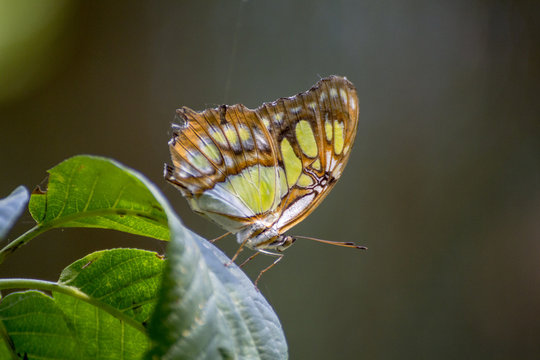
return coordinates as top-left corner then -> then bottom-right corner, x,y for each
255,76 -> 359,232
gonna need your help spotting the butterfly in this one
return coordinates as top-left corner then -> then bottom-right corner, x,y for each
165,75 -> 365,286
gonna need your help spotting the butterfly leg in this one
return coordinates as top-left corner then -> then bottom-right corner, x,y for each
239,251 -> 261,268
210,232 -> 230,243
254,250 -> 284,289
226,236 -> 249,267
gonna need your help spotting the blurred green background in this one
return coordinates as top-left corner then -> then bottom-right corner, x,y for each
1,1 -> 539,359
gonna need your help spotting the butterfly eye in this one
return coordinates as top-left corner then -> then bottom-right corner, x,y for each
266,235 -> 295,252
278,236 -> 296,252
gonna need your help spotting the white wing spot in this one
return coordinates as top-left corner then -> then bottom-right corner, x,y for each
209,128 -> 227,147
329,88 -> 338,98
187,152 -> 214,175
276,193 -> 316,228
262,117 -> 270,129
253,128 -> 270,150
290,106 -> 302,114
224,156 -> 235,168
178,159 -> 201,177
339,89 -> 348,105
350,97 -> 357,111
199,137 -> 221,163
326,150 -> 335,171
274,112 -> 283,125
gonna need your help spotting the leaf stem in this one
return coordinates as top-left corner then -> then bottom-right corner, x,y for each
0,206 -> 170,265
0,225 -> 49,265
0,278 -> 147,335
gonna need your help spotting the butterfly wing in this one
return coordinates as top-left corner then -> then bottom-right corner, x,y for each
165,100 -> 285,233
256,76 -> 359,233
165,76 -> 358,235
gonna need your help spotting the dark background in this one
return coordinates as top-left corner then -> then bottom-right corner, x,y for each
1,1 -> 539,359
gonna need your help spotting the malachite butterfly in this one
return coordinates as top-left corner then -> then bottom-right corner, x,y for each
165,75 -> 365,285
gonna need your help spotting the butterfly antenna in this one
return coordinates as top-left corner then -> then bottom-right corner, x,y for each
293,235 -> 367,250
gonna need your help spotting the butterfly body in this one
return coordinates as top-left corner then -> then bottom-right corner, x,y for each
166,75 -> 359,258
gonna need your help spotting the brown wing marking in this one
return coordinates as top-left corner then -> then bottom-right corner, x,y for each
166,75 -> 359,233
267,76 -> 359,233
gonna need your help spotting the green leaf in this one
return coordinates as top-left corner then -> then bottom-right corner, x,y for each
2,155 -> 288,359
54,292 -> 150,359
59,248 -> 164,324
29,155 -> 169,240
0,289 -> 150,360
146,214 -> 288,360
0,248 -> 165,359
0,331 -> 13,360
0,186 -> 29,239
0,291 -> 80,359
124,158 -> 288,359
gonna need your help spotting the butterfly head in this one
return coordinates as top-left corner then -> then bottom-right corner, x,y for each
261,234 -> 296,252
